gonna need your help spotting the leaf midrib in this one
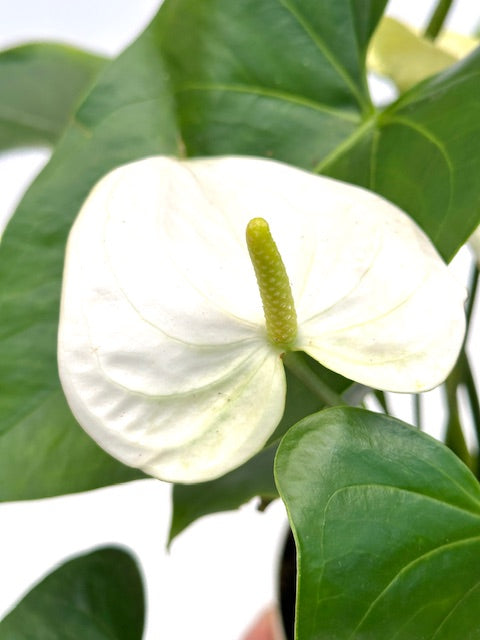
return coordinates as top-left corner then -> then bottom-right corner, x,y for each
323,482 -> 480,528
0,106 -> 60,137
275,0 -> 370,112
177,82 -> 361,122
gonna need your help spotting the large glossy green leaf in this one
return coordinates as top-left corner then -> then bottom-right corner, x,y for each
170,356 -> 352,541
0,547 -> 144,639
157,0 -> 380,165
155,0 -> 480,259
0,43 -> 106,151
275,407 -> 480,640
0,24 -> 180,500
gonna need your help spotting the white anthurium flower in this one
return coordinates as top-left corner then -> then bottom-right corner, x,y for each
58,156 -> 466,483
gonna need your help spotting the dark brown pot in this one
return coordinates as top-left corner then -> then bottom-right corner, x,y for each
278,529 -> 296,640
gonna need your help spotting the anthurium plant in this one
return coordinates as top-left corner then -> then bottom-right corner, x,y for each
1,1 -> 480,638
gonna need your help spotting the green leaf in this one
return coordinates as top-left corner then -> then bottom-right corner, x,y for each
170,355 -> 351,541
0,43 -> 107,151
155,0 -> 480,259
0,547 -> 144,639
157,0 -> 381,166
275,407 -> 480,640
170,445 -> 278,543
0,24 -> 180,501
322,50 -> 480,260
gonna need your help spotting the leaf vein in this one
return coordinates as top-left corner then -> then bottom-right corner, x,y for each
177,82 -> 360,122
274,0 -> 368,109
349,534 -> 480,638
430,578 -> 480,639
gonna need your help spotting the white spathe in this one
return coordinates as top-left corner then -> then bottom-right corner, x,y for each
58,156 -> 466,483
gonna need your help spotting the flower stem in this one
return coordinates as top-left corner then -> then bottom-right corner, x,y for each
444,367 -> 473,470
343,383 -> 370,406
457,351 -> 480,474
424,0 -> 455,40
466,263 -> 479,324
442,259 -> 479,471
283,352 -> 345,407
413,393 -> 422,429
374,389 -> 390,414
459,262 -> 480,471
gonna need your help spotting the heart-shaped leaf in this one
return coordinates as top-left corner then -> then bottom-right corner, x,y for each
0,43 -> 106,151
275,407 -> 480,639
0,547 -> 144,638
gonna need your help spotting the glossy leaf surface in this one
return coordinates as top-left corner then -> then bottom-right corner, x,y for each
275,407 -> 480,639
0,24 -> 179,500
0,43 -> 106,150
155,0 -> 480,259
0,547 -> 144,639
157,0 -> 380,165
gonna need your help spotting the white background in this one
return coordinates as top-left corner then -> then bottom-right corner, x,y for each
0,1 -> 479,638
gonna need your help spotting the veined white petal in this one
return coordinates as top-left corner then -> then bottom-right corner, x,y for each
298,265 -> 465,392
291,183 -> 466,392
59,155 -> 466,483
58,157 -> 291,483
60,331 -> 285,483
